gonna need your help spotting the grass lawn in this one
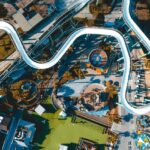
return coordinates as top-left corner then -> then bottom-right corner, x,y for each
31,97 -> 108,150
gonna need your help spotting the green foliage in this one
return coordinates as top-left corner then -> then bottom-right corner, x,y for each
0,3 -> 8,18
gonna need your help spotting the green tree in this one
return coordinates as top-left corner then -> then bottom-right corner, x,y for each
0,3 -> 8,18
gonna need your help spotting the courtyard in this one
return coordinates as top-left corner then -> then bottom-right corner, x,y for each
29,97 -> 108,150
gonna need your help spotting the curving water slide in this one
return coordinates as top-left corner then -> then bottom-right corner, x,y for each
0,0 -> 150,115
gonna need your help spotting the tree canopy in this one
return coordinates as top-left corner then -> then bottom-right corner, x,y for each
0,3 -> 8,18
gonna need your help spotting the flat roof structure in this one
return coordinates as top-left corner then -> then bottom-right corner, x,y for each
35,105 -> 45,116
13,8 -> 43,32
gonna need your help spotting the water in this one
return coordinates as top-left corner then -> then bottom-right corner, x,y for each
87,106 -> 109,117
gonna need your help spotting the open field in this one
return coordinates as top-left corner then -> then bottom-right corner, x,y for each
30,97 -> 108,150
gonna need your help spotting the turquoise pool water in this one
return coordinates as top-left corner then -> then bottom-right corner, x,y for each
86,106 -> 109,117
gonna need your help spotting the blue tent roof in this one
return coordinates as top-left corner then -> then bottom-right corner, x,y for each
9,69 -> 26,80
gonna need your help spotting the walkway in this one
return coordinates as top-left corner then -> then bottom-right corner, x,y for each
116,111 -> 138,150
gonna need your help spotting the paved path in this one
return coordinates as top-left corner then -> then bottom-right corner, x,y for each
117,108 -> 138,150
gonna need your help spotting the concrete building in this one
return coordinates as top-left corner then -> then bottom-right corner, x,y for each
11,120 -> 36,150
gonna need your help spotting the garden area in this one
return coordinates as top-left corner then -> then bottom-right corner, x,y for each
25,97 -> 108,150
0,31 -> 16,61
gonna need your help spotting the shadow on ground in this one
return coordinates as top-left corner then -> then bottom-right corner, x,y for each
97,144 -> 105,150
32,145 -> 44,150
42,103 -> 57,113
23,113 -> 51,145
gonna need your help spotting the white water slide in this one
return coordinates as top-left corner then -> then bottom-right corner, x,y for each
0,0 -> 150,115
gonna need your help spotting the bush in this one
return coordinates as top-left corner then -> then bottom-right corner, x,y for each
0,3 -> 8,18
